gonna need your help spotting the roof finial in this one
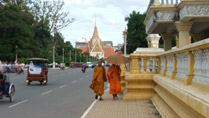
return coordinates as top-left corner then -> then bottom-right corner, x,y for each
95,14 -> 96,27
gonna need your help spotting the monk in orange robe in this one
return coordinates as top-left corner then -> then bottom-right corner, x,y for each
107,64 -> 121,100
90,60 -> 106,101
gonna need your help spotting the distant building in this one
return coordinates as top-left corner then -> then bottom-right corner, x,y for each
113,43 -> 123,51
75,21 -> 114,59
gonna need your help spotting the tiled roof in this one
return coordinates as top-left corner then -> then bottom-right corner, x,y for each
78,47 -> 89,53
104,47 -> 115,58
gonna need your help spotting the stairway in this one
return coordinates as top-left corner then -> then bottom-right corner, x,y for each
123,72 -> 155,100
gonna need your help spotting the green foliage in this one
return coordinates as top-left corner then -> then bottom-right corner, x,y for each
0,0 -> 34,61
125,11 -> 147,54
0,0 -> 75,64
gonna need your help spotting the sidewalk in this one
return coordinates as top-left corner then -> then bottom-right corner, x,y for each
83,93 -> 161,118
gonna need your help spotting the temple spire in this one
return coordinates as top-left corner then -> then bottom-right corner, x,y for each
95,14 -> 96,27
92,15 -> 99,38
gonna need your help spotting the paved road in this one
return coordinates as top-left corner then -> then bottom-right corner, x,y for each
0,68 -> 97,118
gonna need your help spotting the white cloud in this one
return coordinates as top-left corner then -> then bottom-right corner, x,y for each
59,0 -> 150,46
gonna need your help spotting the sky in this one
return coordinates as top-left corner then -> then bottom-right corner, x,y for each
60,0 -> 150,47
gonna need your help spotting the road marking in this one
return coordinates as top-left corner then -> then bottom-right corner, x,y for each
80,78 -> 83,80
59,85 -> 67,88
80,100 -> 97,118
41,90 -> 53,95
71,80 -> 77,84
8,99 -> 29,108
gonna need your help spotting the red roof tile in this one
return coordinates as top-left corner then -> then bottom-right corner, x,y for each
104,47 -> 115,58
78,47 -> 89,53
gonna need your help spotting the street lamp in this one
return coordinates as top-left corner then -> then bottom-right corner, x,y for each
62,48 -> 64,62
69,50 -> 71,62
75,50 -> 77,62
53,45 -> 55,68
80,53 -> 81,63
123,28 -> 128,56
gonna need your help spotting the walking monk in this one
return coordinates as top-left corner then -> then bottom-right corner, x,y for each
107,64 -> 121,100
90,60 -> 107,101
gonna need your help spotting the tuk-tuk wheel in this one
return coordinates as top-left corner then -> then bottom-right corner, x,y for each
27,82 -> 30,85
9,86 -> 15,103
44,82 -> 47,85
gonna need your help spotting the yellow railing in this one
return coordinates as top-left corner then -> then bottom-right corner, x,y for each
128,38 -> 209,87
125,38 -> 209,117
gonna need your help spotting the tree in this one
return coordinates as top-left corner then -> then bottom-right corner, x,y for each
125,11 -> 147,54
31,0 -> 75,33
0,0 -> 34,61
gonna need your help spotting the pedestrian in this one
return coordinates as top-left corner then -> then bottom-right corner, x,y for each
0,61 -> 2,73
107,64 -> 121,100
90,60 -> 107,101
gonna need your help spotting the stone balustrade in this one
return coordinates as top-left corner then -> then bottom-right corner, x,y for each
160,0 -> 181,5
124,38 -> 209,117
128,38 -> 209,86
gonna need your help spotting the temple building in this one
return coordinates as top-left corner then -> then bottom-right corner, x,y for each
75,21 -> 114,59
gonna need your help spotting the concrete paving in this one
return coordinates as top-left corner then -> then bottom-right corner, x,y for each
85,93 -> 161,118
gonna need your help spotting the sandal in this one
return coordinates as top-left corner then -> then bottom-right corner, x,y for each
99,98 -> 104,101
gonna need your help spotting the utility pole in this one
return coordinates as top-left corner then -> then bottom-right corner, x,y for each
123,28 -> 128,56
80,53 -> 81,63
53,45 -> 55,68
69,50 -> 71,62
62,48 -> 64,62
75,50 -> 77,62
15,45 -> 18,63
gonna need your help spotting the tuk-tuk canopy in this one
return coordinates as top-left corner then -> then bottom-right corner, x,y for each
27,58 -> 49,62
27,58 -> 49,66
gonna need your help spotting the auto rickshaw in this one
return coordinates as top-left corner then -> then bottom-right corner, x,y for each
26,58 -> 48,85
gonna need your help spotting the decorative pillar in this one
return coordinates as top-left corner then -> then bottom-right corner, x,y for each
143,57 -> 147,72
175,21 -> 193,48
185,51 -> 194,85
171,54 -> 177,79
163,56 -> 167,76
176,36 -> 179,48
120,64 -> 127,94
157,57 -> 161,73
161,34 -> 173,51
130,55 -> 140,74
120,64 -> 126,75
146,34 -> 160,48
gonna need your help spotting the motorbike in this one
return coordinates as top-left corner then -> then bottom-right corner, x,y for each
82,65 -> 86,73
16,67 -> 24,74
60,63 -> 65,70
0,73 -> 15,102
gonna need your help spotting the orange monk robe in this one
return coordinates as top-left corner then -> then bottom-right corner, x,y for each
92,65 -> 106,96
107,65 -> 122,95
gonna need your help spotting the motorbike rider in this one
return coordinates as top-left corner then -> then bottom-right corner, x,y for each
60,62 -> 65,70
16,62 -> 23,74
0,61 -> 6,95
82,63 -> 86,72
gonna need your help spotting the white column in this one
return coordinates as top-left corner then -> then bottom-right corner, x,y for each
175,21 -> 193,48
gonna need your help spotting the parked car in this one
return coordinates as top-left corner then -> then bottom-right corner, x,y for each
86,62 -> 93,68
106,63 -> 111,67
69,62 -> 83,68
91,62 -> 98,68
